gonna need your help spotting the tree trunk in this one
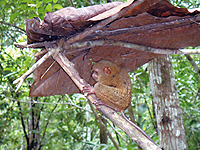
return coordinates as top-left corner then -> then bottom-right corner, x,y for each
28,99 -> 41,150
148,55 -> 187,150
100,118 -> 108,145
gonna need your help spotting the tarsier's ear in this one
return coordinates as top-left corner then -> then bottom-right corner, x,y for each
103,67 -> 111,74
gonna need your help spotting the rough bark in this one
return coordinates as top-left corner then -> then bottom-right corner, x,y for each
100,118 -> 108,145
148,55 -> 187,150
28,99 -> 41,150
54,50 -> 160,150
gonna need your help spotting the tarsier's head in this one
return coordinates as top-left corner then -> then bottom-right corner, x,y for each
92,60 -> 120,83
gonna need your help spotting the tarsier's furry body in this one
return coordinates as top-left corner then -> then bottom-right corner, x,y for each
92,60 -> 132,112
82,60 -> 156,145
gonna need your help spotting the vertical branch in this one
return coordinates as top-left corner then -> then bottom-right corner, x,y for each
17,101 -> 30,150
88,101 -> 120,150
184,54 -> 200,103
39,98 -> 61,148
185,54 -> 200,74
127,104 -> 136,124
144,98 -> 157,131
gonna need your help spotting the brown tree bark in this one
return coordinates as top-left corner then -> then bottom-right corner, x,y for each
100,118 -> 108,145
28,99 -> 41,150
148,55 -> 187,150
54,51 -> 160,150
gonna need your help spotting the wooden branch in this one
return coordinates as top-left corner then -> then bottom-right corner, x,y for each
184,54 -> 200,73
102,115 -> 129,144
64,39 -> 184,55
14,41 -> 56,49
40,98 -> 61,148
13,40 -> 200,93
180,49 -> 200,54
13,47 -> 57,92
54,52 -> 161,150
85,15 -> 200,40
14,39 -> 200,55
0,21 -> 26,32
88,101 -> 120,149
17,101 -> 29,149
65,0 -> 146,45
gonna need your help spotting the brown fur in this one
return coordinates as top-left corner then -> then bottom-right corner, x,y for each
92,60 -> 132,112
82,60 -> 156,145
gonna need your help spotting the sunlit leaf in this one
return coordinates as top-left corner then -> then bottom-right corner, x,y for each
53,0 -> 58,3
36,2 -> 43,8
45,3 -> 52,12
43,0 -> 52,3
53,4 -> 63,10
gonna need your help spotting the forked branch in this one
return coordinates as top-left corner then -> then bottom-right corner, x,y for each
53,48 -> 160,150
13,47 -> 57,92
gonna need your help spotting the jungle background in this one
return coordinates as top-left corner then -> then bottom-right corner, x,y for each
0,0 -> 199,149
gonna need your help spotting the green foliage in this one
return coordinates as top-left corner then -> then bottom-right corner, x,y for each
171,0 -> 200,8
130,65 -> 159,143
172,54 -> 200,149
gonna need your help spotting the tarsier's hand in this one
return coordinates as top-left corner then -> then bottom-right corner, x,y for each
82,85 -> 112,110
82,84 -> 95,96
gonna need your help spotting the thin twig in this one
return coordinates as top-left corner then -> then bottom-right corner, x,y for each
15,39 -> 200,55
40,98 -> 61,148
185,54 -> 200,73
88,101 -> 120,150
17,101 -> 29,149
5,96 -> 92,113
0,21 -> 26,32
194,88 -> 200,103
184,54 -> 200,102
103,116 -> 129,144
13,47 -> 57,92
64,39 -> 183,55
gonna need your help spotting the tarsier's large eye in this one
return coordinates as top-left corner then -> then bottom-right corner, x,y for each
103,67 -> 111,74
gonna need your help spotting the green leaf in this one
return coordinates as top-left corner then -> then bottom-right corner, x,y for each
53,0 -> 58,3
20,4 -> 27,10
36,2 -> 43,8
132,88 -> 144,93
53,4 -> 63,10
23,56 -> 32,67
43,0 -> 52,3
10,12 -> 20,22
3,67 -> 16,72
198,82 -> 200,88
45,3 -> 52,12
38,6 -> 45,16
0,0 -> 6,5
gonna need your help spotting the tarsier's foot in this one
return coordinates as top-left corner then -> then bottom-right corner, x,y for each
93,99 -> 106,106
93,99 -> 117,111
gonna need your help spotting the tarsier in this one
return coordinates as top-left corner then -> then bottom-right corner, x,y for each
82,60 -> 156,144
